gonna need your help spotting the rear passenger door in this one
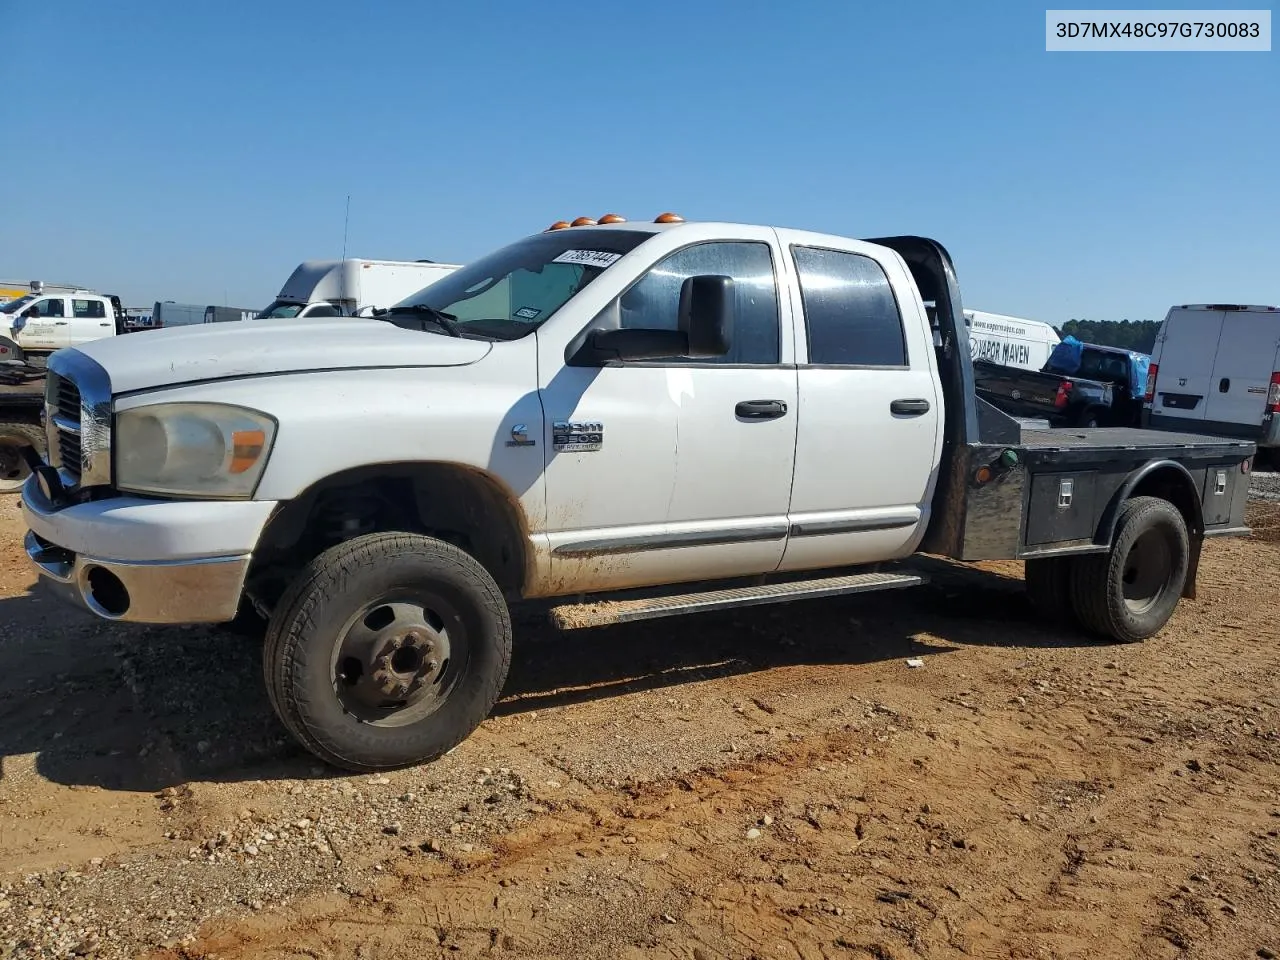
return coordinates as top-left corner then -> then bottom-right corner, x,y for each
778,237 -> 942,573
68,298 -> 114,347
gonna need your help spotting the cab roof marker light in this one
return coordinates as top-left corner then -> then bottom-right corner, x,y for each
598,213 -> 626,224
654,212 -> 685,223
545,221 -> 571,231
570,217 -> 598,227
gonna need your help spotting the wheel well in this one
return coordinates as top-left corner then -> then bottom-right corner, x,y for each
1125,466 -> 1203,536
247,463 -> 530,612
1098,462 -> 1204,600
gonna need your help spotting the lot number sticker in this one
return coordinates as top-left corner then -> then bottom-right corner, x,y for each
552,249 -> 623,269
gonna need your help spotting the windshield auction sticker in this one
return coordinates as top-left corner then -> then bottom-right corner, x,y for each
552,250 -> 623,269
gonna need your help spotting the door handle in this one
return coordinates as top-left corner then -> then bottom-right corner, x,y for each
54,321 -> 68,325
890,398 -> 931,416
735,399 -> 788,420
1218,377 -> 1230,393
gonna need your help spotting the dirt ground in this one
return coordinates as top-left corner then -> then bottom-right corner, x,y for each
2,495 -> 1279,960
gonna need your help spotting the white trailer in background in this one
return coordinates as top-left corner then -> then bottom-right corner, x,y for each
963,309 -> 1061,372
257,259 -> 462,320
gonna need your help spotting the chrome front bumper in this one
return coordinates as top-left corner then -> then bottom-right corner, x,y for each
25,530 -> 250,623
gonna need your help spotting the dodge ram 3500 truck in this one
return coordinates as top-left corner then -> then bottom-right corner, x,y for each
19,214 -> 1255,772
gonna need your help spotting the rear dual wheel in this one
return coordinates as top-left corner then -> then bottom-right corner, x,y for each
1024,496 -> 1190,643
263,532 -> 512,772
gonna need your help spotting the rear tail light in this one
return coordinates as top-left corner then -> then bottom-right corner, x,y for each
1267,372 -> 1280,413
1144,363 -> 1159,403
1054,381 -> 1073,409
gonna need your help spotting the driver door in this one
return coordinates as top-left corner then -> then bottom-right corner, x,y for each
536,229 -> 799,595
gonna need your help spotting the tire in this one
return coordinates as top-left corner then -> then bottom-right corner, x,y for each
1075,406 -> 1105,429
0,421 -> 44,494
1024,556 -> 1078,626
1069,496 -> 1189,643
263,532 -> 512,772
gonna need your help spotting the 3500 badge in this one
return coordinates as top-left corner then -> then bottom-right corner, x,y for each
552,420 -> 604,452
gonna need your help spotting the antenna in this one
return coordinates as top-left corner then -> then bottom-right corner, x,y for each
341,194 -> 351,260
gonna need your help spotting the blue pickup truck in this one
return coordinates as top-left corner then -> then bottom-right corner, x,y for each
974,337 -> 1151,428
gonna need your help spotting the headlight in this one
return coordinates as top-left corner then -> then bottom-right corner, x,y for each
115,402 -> 277,499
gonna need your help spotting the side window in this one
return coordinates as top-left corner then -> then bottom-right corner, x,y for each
617,241 -> 780,364
38,298 -> 66,318
792,246 -> 907,367
73,299 -> 107,319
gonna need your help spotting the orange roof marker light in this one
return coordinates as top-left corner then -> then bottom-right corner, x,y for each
654,212 -> 685,224
546,220 -> 571,231
570,216 -> 598,227
598,213 -> 627,224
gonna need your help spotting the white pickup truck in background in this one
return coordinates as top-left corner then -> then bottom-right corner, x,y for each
1,288 -> 124,358
257,258 -> 462,319
19,214 -> 1254,772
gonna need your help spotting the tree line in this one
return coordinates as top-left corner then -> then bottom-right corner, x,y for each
1057,319 -> 1160,353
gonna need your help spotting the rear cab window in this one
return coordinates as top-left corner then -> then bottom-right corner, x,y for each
72,299 -> 107,319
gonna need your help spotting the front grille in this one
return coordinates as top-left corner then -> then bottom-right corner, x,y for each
44,353 -> 110,488
51,372 -> 82,423
46,371 -> 84,481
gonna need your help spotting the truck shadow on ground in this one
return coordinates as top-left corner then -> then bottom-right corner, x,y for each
0,558 -> 1104,793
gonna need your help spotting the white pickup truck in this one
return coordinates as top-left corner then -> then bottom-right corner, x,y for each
1,289 -> 124,357
19,214 -> 1255,772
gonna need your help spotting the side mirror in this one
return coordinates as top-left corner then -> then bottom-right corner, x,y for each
678,274 -> 733,358
580,328 -> 689,363
565,274 -> 735,367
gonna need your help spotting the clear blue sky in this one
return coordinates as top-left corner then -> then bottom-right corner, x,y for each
2,0 -> 1275,325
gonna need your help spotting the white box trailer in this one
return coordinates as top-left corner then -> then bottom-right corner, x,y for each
257,259 -> 462,320
1143,303 -> 1280,450
963,309 -> 1061,372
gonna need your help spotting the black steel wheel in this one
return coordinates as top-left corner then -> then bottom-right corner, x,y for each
1069,496 -> 1189,643
263,532 -> 512,771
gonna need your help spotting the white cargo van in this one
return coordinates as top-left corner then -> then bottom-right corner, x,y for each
1143,303 -> 1280,450
257,259 -> 461,320
963,309 -> 1061,372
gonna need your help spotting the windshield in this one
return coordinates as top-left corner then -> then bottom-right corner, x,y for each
1,295 -> 36,315
389,228 -> 653,340
257,300 -> 305,319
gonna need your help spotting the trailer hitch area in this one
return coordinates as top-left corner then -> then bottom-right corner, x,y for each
972,448 -> 1019,487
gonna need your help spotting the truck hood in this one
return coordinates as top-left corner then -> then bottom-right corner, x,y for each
68,318 -> 493,394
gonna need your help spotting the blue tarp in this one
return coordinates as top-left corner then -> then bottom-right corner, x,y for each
1127,352 -> 1151,398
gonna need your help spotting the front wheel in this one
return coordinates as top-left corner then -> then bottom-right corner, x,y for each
263,532 -> 513,772
1069,496 -> 1190,643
